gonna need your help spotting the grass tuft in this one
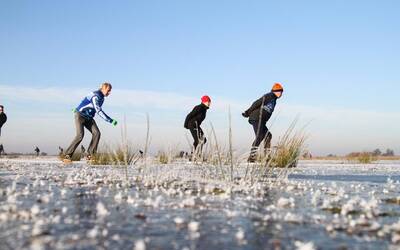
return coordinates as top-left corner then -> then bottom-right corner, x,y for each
357,152 -> 377,164
270,132 -> 307,168
156,151 -> 170,164
89,143 -> 140,166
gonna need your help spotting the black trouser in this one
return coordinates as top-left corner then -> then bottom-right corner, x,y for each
250,120 -> 272,148
189,127 -> 207,151
65,112 -> 101,157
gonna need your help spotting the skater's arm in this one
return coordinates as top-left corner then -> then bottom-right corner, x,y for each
245,96 -> 264,114
92,96 -> 113,123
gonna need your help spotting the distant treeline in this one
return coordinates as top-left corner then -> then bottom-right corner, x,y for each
324,148 -> 395,158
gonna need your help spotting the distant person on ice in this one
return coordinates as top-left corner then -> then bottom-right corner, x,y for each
34,146 -> 40,157
0,105 -> 7,138
63,83 -> 117,163
242,83 -> 283,162
184,96 -> 211,156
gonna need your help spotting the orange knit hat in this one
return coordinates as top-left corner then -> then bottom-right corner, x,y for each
272,83 -> 284,92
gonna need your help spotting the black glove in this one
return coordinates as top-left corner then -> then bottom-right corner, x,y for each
242,111 -> 249,118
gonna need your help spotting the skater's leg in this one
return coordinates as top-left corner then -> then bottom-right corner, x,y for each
248,121 -> 267,162
65,113 -> 86,157
86,119 -> 101,156
264,131 -> 272,151
252,121 -> 267,148
197,127 -> 206,155
190,128 -> 200,150
198,127 -> 206,144
189,127 -> 204,161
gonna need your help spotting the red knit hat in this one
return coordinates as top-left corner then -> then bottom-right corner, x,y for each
272,83 -> 284,92
201,95 -> 211,103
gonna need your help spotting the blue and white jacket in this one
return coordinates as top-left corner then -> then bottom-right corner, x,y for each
76,90 -> 113,123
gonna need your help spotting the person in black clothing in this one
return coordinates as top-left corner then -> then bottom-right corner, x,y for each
0,144 -> 4,156
242,83 -> 284,162
0,105 -> 7,138
184,96 -> 211,155
34,146 -> 40,157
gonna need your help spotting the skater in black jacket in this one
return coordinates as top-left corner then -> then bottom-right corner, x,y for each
34,146 -> 40,157
0,105 -> 7,138
242,83 -> 283,162
184,96 -> 211,155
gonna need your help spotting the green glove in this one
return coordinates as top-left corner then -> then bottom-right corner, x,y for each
111,119 -> 118,126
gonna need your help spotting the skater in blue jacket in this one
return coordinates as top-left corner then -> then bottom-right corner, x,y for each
63,83 -> 117,163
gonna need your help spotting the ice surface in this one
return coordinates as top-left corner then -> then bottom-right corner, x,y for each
0,157 -> 400,249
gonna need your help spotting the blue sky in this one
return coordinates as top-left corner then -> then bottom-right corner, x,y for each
0,0 -> 399,155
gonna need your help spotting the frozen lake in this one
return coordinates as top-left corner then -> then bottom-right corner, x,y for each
1,158 -> 400,250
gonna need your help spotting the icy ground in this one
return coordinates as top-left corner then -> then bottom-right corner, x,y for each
1,158 -> 400,250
